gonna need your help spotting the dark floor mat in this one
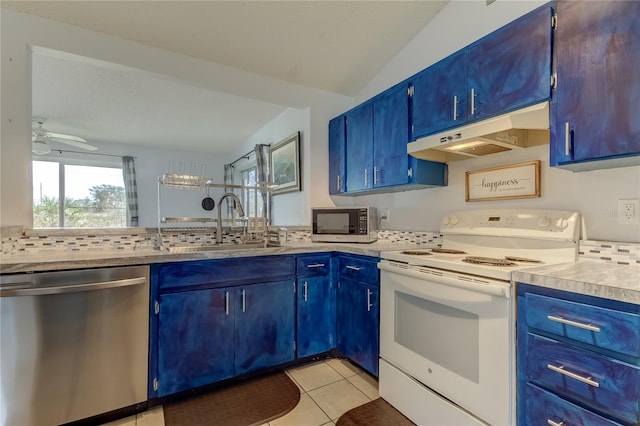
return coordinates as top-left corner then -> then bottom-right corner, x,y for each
163,371 -> 300,426
336,398 -> 415,426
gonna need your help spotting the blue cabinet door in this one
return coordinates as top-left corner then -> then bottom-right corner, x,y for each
234,280 -> 295,375
328,115 -> 346,194
297,276 -> 336,358
412,49 -> 468,139
373,83 -> 410,188
467,5 -> 552,120
345,102 -> 374,191
157,288 -> 234,396
551,0 -> 640,165
337,277 -> 380,376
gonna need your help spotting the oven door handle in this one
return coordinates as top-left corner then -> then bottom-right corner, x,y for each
378,262 -> 509,298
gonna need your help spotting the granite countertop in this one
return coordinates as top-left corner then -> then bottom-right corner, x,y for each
513,260 -> 640,305
0,241 -> 426,274
4,243 -> 638,305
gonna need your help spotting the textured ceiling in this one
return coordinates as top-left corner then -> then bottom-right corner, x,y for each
3,1 -> 448,153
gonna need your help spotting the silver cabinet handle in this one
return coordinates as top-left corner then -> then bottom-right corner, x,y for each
225,291 -> 230,316
303,282 -> 308,302
547,315 -> 601,332
306,263 -> 325,268
565,122 -> 571,156
364,169 -> 368,187
336,175 -> 341,192
367,289 -> 373,312
548,420 -> 564,426
346,265 -> 361,271
453,95 -> 459,120
374,167 -> 379,185
470,88 -> 476,115
0,277 -> 146,297
241,289 -> 246,313
547,364 -> 599,387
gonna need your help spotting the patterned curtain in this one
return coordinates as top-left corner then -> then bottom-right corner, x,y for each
224,163 -> 234,217
121,156 -> 139,227
254,144 -> 270,218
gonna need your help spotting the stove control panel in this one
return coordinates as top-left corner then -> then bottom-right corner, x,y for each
441,209 -> 580,241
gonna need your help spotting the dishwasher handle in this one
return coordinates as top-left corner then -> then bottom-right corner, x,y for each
0,276 -> 147,297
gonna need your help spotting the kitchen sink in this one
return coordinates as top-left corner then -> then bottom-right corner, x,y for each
164,241 -> 268,253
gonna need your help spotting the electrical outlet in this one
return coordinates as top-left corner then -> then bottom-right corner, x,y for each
379,209 -> 390,221
618,199 -> 640,224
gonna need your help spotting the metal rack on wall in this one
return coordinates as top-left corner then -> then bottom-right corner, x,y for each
156,174 -> 272,250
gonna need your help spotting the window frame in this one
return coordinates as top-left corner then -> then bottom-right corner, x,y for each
240,165 -> 259,218
32,155 -> 126,228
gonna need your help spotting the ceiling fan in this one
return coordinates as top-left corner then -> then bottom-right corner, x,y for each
32,117 -> 98,155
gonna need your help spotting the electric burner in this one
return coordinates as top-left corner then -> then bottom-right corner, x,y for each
401,250 -> 433,255
462,256 -> 517,267
504,256 -> 543,263
431,248 -> 467,254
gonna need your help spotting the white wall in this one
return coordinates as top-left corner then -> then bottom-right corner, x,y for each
225,107 -> 312,226
337,0 -> 640,243
352,145 -> 640,243
0,9 -> 352,229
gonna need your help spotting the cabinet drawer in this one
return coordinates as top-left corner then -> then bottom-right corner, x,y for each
526,333 -> 640,425
296,254 -> 331,277
525,383 -> 622,426
525,293 -> 640,358
157,256 -> 295,290
338,255 -> 379,285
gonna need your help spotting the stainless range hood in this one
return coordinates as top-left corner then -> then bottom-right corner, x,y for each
408,102 -> 550,162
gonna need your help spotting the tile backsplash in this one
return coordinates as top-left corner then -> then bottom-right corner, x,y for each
578,240 -> 640,265
1,226 -> 638,265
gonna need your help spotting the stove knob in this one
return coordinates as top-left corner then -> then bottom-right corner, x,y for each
450,215 -> 460,225
537,217 -> 551,227
557,218 -> 569,229
442,216 -> 451,226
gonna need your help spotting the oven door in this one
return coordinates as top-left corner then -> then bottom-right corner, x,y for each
378,261 -> 513,426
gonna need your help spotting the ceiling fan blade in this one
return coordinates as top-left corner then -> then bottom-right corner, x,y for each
51,138 -> 98,151
45,131 -> 88,143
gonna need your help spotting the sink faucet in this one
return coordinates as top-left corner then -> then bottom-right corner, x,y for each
217,192 -> 245,243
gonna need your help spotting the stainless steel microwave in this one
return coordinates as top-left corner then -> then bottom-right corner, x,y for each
311,207 -> 377,243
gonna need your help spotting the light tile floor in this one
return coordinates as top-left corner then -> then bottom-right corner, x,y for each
104,358 -> 379,426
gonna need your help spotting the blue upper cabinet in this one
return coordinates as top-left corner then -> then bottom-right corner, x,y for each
333,84 -> 447,195
551,0 -> 640,170
411,5 -> 552,140
328,115 -> 346,194
345,101 -> 374,192
373,83 -> 411,188
412,49 -> 468,139
467,5 -> 552,120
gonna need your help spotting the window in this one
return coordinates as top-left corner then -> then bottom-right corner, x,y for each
241,166 -> 259,218
32,160 -> 126,228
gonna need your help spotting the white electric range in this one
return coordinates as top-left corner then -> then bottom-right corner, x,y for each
378,209 -> 581,426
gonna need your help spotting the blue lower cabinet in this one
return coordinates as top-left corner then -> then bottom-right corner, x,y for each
526,333 -> 640,425
525,383 -> 622,426
337,277 -> 380,376
234,280 -> 295,375
297,275 -> 336,358
518,283 -> 640,425
157,288 -> 235,397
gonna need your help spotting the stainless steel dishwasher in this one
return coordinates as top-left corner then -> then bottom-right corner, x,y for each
0,265 -> 149,426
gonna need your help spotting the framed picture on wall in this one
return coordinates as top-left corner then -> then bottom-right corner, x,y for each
465,160 -> 541,202
270,131 -> 301,195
